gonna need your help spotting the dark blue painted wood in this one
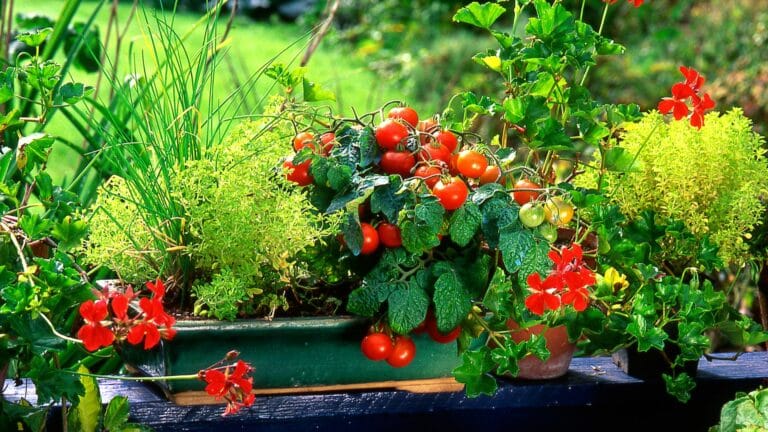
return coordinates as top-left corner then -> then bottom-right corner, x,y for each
4,353 -> 768,432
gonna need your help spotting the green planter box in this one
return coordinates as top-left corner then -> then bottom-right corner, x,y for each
121,316 -> 461,394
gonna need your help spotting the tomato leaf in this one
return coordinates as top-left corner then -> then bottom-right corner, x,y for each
387,284 -> 429,334
499,228 -> 535,273
452,349 -> 498,397
347,282 -> 392,317
449,201 -> 481,246
356,127 -> 378,168
341,213 -> 363,255
16,27 -> 53,47
58,82 -> 94,105
433,270 -> 471,332
518,238 -> 551,289
370,177 -> 407,223
401,199 -> 444,254
452,2 -> 506,30
482,270 -> 514,316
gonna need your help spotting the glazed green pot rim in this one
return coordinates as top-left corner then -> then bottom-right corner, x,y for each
171,315 -> 369,332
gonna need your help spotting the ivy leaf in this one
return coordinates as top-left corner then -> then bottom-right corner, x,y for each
58,82 -> 94,105
449,201 -> 481,246
16,27 -> 53,47
491,338 -> 528,377
626,315 -> 668,352
388,285 -> 429,334
68,365 -> 101,432
52,216 -> 88,252
104,396 -> 131,431
452,2 -> 506,30
453,349 -> 498,397
526,333 -> 550,361
596,38 -> 625,56
483,270 -> 514,316
499,228 -> 535,273
433,270 -> 471,332
302,78 -> 336,102
663,373 -> 696,403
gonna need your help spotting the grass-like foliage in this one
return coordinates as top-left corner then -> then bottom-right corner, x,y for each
601,109 -> 768,265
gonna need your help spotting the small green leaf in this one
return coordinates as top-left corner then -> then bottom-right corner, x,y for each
58,82 -> 94,105
452,349 -> 498,397
69,365 -> 101,432
0,68 -> 15,104
452,2 -> 506,30
499,228 -> 535,273
449,201 -> 481,246
604,147 -> 641,172
303,79 -> 336,102
17,133 -> 54,173
433,270 -> 471,332
341,213 -> 363,255
626,315 -> 668,352
18,214 -> 54,240
370,177 -> 407,223
16,27 -> 53,47
483,270 -> 514,316
663,373 -> 696,403
52,216 -> 88,252
104,396 -> 131,430
388,285 -> 429,334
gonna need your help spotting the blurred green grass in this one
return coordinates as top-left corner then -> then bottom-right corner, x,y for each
19,0 -> 402,182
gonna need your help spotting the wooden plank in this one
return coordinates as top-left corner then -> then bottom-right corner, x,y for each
170,377 -> 464,405
4,353 -> 768,431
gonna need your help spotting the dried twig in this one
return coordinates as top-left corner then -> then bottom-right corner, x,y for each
300,0 -> 341,67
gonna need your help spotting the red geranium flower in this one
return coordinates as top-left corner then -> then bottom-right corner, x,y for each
525,273 -> 563,316
658,66 -> 715,129
603,0 -> 644,7
201,360 -> 256,416
77,300 -> 115,351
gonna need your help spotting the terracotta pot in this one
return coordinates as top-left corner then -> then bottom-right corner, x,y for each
507,321 -> 576,379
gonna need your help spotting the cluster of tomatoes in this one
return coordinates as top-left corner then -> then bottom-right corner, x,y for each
360,311 -> 461,368
282,130 -> 337,186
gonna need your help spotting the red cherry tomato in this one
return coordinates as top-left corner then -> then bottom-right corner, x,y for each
320,132 -> 335,155
375,120 -> 410,151
283,159 -> 313,186
377,222 -> 402,248
512,179 -> 542,206
432,177 -> 469,211
456,150 -> 489,179
478,165 -> 501,185
387,106 -> 419,127
448,153 -> 461,176
360,223 -> 380,255
380,150 -> 416,177
386,336 -> 416,368
361,332 -> 394,361
434,130 -> 458,153
414,164 -> 442,188
417,119 -> 438,145
426,314 -> 461,344
293,132 -> 315,152
418,143 -> 452,164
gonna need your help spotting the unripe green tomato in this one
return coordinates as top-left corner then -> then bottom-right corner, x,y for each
539,223 -> 558,243
519,202 -> 545,228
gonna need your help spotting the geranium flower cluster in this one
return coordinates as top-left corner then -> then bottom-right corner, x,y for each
76,279 -> 177,351
200,355 -> 256,416
658,66 -> 716,129
603,0 -> 644,7
524,243 -> 596,315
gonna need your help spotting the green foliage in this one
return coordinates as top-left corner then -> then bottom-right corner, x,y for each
711,387 -> 768,432
175,116 -> 335,318
593,110 -> 768,266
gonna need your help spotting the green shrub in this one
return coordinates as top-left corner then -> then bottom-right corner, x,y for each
174,115 -> 337,318
593,110 -> 768,266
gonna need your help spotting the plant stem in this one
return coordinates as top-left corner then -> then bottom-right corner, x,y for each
579,2 -> 610,86
70,370 -> 200,382
39,313 -> 83,345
